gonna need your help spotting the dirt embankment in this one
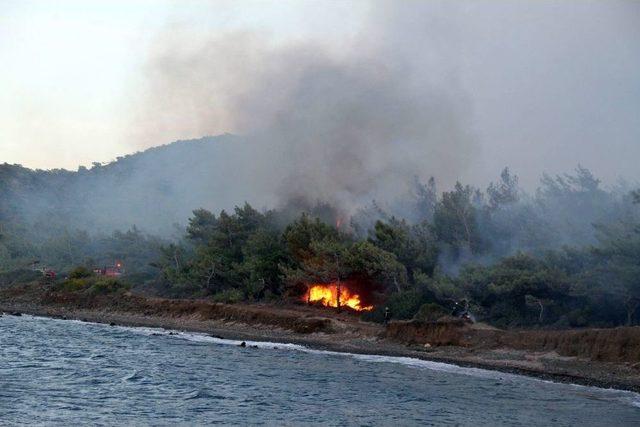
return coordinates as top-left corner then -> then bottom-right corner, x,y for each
385,319 -> 640,365
0,284 -> 334,334
385,318 -> 476,346
499,327 -> 640,363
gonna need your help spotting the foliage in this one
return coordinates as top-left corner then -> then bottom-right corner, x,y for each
345,241 -> 407,291
211,288 -> 244,304
56,273 -> 130,295
3,164 -> 640,328
381,290 -> 425,320
282,213 -> 338,263
369,218 -> 438,279
68,266 -> 93,279
433,182 -> 482,254
414,303 -> 449,321
59,278 -> 90,292
460,253 -> 572,327
0,269 -> 41,287
88,278 -> 131,295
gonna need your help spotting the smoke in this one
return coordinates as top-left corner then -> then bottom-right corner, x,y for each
128,0 -> 640,212
129,2 -> 476,212
2,1 -> 640,278
4,1 -> 634,238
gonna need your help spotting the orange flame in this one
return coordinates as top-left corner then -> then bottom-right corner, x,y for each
305,283 -> 373,311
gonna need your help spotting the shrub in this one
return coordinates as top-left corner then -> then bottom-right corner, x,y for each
363,290 -> 427,323
59,278 -> 89,292
386,290 -> 425,320
88,278 -> 130,295
68,266 -> 93,279
0,269 -> 41,287
414,303 -> 449,321
567,308 -> 590,327
211,288 -> 244,304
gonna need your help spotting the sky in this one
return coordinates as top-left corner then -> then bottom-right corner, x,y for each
1,0 -> 639,189
0,0 -> 369,169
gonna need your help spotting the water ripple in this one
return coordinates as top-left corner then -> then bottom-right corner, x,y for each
1,314 -> 639,426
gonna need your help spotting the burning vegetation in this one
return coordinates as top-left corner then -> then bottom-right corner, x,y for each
305,283 -> 373,312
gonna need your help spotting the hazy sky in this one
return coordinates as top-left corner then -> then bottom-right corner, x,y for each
1,0 -> 639,189
0,0 -> 368,169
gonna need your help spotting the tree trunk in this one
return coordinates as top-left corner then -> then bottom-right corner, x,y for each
66,236 -> 75,265
393,276 -> 401,293
173,249 -> 180,270
205,264 -> 216,289
455,206 -> 473,251
625,299 -> 638,326
538,300 -> 544,323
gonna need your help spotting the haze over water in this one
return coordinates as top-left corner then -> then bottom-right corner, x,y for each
1,315 -> 638,426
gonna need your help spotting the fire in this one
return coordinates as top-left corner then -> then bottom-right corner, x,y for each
305,283 -> 373,311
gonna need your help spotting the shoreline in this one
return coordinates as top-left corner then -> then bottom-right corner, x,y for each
3,301 -> 640,394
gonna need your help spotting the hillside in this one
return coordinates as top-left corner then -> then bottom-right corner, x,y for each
0,134 -> 273,235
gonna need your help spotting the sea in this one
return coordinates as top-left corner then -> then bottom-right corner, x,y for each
1,314 -> 639,426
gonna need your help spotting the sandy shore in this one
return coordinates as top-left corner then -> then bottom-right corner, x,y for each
2,298 -> 640,394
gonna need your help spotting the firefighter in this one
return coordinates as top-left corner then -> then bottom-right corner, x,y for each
383,306 -> 391,325
451,299 -> 467,317
451,299 -> 472,321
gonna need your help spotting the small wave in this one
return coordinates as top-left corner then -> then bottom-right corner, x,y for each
184,389 -> 207,400
123,325 -> 307,351
21,314 -> 640,410
122,370 -> 143,382
183,389 -> 226,400
123,325 -> 640,409
568,383 -> 640,409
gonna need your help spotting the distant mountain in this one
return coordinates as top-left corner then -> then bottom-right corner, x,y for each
0,134 -> 276,235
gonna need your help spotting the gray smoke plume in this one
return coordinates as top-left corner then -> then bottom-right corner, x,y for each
129,2 -> 476,213
129,0 -> 640,212
2,1 -> 638,257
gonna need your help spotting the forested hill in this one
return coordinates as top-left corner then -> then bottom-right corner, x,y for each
0,134 -> 273,235
2,140 -> 640,327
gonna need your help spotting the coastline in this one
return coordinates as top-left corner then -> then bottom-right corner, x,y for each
3,299 -> 640,394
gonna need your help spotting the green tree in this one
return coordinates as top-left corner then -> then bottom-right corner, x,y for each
370,218 -> 438,279
182,204 -> 272,293
283,237 -> 351,306
433,182 -> 481,254
590,221 -> 640,325
410,176 -> 437,221
282,213 -> 339,263
345,241 -> 407,292
461,253 -> 571,326
238,228 -> 288,299
186,209 -> 217,243
487,167 -> 520,210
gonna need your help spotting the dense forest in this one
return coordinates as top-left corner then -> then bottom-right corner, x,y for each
1,139 -> 639,328
148,166 -> 640,327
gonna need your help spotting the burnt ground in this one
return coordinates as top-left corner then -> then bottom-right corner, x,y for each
2,283 -> 640,393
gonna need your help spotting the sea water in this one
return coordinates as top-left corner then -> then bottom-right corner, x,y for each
1,314 -> 639,426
